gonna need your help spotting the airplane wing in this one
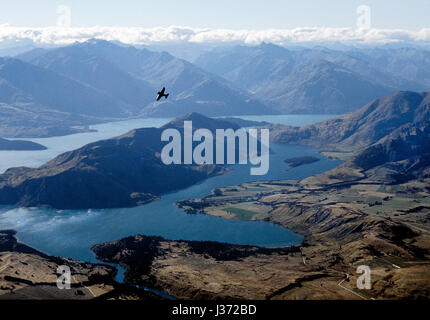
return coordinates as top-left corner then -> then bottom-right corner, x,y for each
156,87 -> 166,101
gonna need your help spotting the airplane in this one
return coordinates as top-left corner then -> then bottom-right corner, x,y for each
156,87 -> 169,101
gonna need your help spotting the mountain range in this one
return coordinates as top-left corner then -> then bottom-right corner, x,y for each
18,40 -> 273,117
2,40 -> 430,138
0,56 -> 117,137
0,40 -> 275,138
269,91 -> 430,184
195,43 -> 430,114
269,91 -> 430,150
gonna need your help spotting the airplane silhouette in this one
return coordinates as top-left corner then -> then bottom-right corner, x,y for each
156,87 -> 169,101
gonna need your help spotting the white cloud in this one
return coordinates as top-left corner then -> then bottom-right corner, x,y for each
1,25 -> 430,47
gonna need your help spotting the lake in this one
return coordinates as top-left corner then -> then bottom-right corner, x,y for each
0,114 -> 340,269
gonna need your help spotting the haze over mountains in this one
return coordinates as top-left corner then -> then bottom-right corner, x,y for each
1,39 -> 430,138
0,56 -> 117,137
0,40 -> 274,138
196,43 -> 430,114
19,40 -> 272,116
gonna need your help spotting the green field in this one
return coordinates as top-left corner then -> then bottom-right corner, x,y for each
223,207 -> 257,220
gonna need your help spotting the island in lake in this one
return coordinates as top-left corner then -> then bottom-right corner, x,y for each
0,137 -> 46,151
284,156 -> 320,168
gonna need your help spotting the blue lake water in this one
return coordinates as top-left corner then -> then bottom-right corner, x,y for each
0,114 -> 340,269
224,114 -> 336,127
0,117 -> 172,174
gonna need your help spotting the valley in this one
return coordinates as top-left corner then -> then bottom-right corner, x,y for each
174,177 -> 430,299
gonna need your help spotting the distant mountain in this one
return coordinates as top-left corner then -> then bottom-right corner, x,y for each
195,43 -> 295,93
0,113 -> 245,209
293,47 -> 427,91
269,91 -> 430,184
352,120 -> 430,183
195,43 -> 430,114
0,138 -> 46,151
255,59 -> 392,114
303,118 -> 430,186
0,40 -> 276,138
270,91 -> 430,151
0,99 -> 96,138
23,44 -> 154,116
18,40 -> 275,118
218,117 -> 269,128
0,56 -> 127,137
13,47 -> 50,61
352,47 -> 430,89
163,112 -> 240,132
0,57 -> 126,117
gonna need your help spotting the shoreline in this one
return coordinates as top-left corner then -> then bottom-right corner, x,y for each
3,173 -> 430,299
173,177 -> 430,299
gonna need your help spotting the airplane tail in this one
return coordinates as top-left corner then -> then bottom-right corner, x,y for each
165,93 -> 169,99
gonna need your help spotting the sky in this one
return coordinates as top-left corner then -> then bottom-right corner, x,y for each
0,0 -> 429,47
0,0 -> 428,30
